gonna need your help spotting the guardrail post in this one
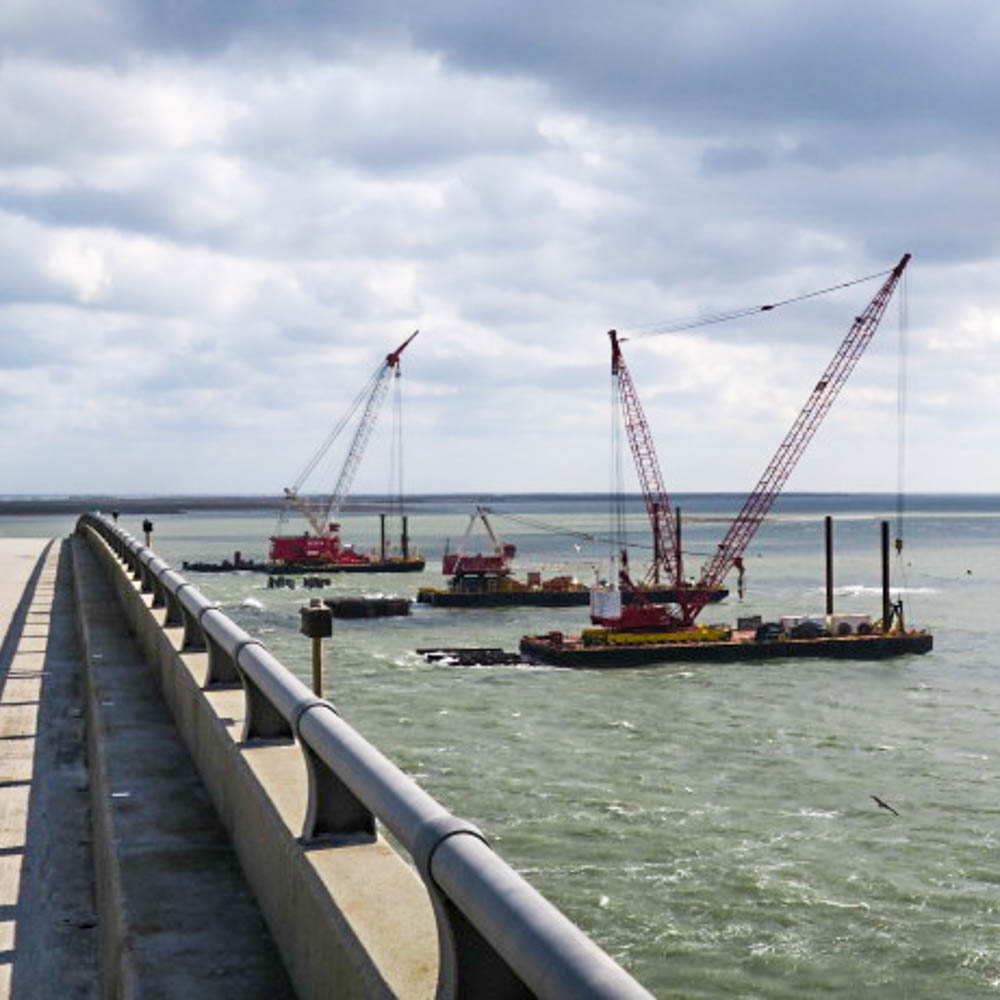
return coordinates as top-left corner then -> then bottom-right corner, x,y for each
199,610 -> 243,687
235,644 -> 294,744
175,584 -> 214,652
129,547 -> 144,582
412,817 -> 528,999
431,892 -> 531,999
182,606 -> 207,650
161,583 -> 183,626
241,678 -> 292,742
294,704 -> 376,844
203,633 -> 238,686
146,558 -> 171,610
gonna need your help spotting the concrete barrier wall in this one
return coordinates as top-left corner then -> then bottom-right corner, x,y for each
77,514 -> 655,1000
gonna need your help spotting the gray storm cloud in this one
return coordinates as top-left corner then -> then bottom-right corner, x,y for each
0,0 -> 997,492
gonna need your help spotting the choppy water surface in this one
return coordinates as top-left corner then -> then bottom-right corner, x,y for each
12,494 -> 1000,997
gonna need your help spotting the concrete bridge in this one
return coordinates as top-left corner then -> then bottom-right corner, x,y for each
0,516 -> 655,999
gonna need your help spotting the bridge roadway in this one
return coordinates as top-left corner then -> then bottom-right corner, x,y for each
0,536 -> 95,997
0,535 -> 295,997
0,527 -> 656,999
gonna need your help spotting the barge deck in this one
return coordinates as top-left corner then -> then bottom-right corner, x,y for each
519,629 -> 934,668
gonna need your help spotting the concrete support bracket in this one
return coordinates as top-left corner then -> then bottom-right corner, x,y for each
411,817 -> 528,1000
132,545 -> 152,583
162,583 -> 185,630
202,624 -> 243,687
300,741 -> 377,845
429,892 -> 533,1000
175,584 -> 216,652
295,702 -> 376,844
147,557 -> 171,608
235,640 -> 294,744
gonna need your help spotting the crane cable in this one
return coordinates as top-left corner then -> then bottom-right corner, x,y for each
274,357 -> 386,534
291,365 -> 384,494
610,371 -> 629,579
484,506 -> 720,559
387,368 -> 405,522
894,268 -> 910,610
625,267 -> 893,338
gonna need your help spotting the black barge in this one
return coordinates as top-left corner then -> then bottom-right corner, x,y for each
416,583 -> 727,608
519,628 -> 933,668
182,552 -> 424,574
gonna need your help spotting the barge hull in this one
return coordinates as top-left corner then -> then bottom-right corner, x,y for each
417,586 -> 727,608
267,558 -> 425,574
520,632 -> 933,668
183,558 -> 426,574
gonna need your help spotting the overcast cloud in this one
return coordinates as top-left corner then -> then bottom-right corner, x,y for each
2,0 -> 998,495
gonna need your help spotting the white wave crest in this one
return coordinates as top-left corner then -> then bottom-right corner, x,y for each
810,584 -> 939,597
818,898 -> 871,911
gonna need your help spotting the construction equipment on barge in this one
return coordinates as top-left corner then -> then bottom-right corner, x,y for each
522,253 -> 932,665
521,517 -> 932,666
268,332 -> 425,573
416,505 -> 727,607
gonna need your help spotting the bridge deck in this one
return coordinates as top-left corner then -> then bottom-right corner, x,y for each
0,538 -> 294,997
0,538 -> 99,997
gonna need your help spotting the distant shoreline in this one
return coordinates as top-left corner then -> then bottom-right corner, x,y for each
0,491 -> 996,518
0,496 -> 284,516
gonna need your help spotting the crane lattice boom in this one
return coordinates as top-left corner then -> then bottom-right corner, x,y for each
321,366 -> 395,528
610,330 -> 681,587
690,253 -> 911,617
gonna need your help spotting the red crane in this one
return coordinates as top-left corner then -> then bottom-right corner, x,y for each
441,506 -> 518,578
269,331 -> 419,567
604,329 -> 705,628
597,253 -> 911,630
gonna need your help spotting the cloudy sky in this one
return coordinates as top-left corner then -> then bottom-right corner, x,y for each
3,0 -> 998,496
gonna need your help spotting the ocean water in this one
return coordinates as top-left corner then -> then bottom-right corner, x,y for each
6,494 -> 999,997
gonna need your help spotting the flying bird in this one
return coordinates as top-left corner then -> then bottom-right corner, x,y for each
871,794 -> 900,817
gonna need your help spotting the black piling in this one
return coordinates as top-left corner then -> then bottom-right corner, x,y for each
325,597 -> 410,619
676,506 -> 683,583
825,515 -> 834,617
881,520 -> 891,633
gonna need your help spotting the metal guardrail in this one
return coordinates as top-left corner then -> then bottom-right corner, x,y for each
77,513 -> 655,1000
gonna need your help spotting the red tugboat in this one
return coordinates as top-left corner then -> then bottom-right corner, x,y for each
522,254 -> 932,665
268,331 -> 425,573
